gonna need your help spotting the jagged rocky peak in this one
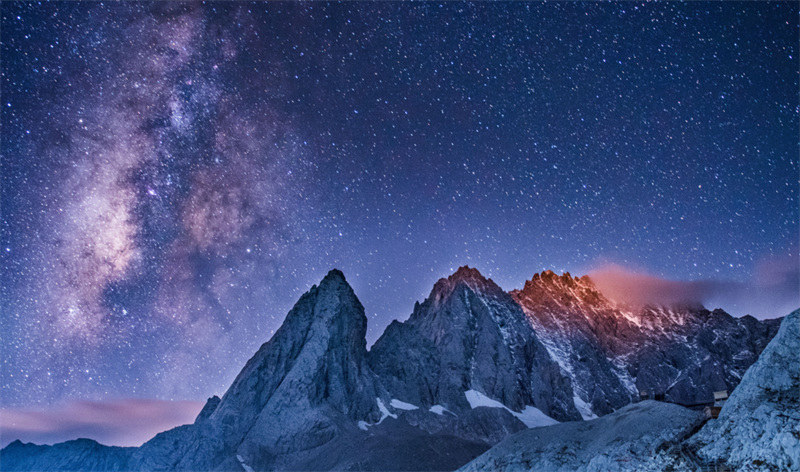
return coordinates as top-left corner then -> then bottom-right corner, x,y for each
194,395 -> 220,424
514,269 -> 607,309
153,268 -> 386,470
370,263 -> 582,422
450,265 -> 484,281
530,269 -> 593,289
291,268 -> 368,342
430,265 -> 502,300
120,269 -> 399,472
319,267 -> 348,286
210,267 -> 378,424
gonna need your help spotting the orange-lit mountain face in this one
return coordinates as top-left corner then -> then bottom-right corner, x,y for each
510,268 -> 780,415
513,269 -> 703,337
513,270 -> 641,353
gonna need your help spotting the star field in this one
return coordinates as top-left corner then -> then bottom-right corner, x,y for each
1,2 -> 797,408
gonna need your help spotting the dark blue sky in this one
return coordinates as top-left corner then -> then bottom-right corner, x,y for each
1,2 -> 797,409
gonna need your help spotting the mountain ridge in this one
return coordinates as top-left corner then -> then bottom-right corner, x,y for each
0,266 -> 784,471
369,265 -> 581,422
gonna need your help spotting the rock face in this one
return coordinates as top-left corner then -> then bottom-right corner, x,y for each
688,309 -> 800,470
625,307 -> 779,406
458,401 -> 705,472
201,269 -> 384,466
132,269 -> 389,471
512,271 -> 638,416
0,267 -> 785,472
193,395 -> 220,424
369,266 -> 581,423
512,271 -> 780,417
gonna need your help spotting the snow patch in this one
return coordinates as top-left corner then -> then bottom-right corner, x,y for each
620,309 -> 642,326
514,406 -> 560,428
358,398 -> 399,431
390,398 -> 419,410
465,390 -> 558,428
465,389 -> 506,409
612,356 -> 639,395
376,398 -> 397,424
236,455 -> 254,472
429,404 -> 451,416
573,395 -> 598,420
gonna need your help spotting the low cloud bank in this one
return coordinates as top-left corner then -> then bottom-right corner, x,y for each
589,255 -> 798,319
0,398 -> 204,448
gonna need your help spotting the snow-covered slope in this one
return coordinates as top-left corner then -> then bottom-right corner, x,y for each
459,401 -> 704,472
688,309 -> 800,471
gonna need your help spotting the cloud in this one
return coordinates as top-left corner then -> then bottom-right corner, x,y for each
587,264 -> 718,307
0,399 -> 204,448
588,253 -> 799,319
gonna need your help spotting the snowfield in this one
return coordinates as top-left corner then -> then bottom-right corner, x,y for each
459,401 -> 704,472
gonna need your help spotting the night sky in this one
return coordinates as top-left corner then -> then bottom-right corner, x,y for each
1,0 -> 797,426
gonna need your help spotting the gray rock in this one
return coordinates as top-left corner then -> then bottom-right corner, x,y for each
458,401 -> 705,472
688,309 -> 800,470
131,269 -> 387,471
369,266 -> 581,423
625,307 -> 780,406
400,404 -> 528,445
193,395 -> 220,424
512,271 -> 780,417
285,417 -> 490,472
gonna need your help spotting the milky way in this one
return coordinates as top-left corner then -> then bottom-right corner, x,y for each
1,2 -> 797,408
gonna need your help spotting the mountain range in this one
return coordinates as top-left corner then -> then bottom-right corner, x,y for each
459,309 -> 799,472
0,266 -> 786,471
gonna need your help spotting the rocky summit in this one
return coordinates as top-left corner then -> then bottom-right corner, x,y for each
0,267 -> 784,471
369,265 -> 581,424
512,270 -> 780,417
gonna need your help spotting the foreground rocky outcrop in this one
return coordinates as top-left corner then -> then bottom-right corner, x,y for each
458,401 -> 704,472
688,309 -> 800,471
